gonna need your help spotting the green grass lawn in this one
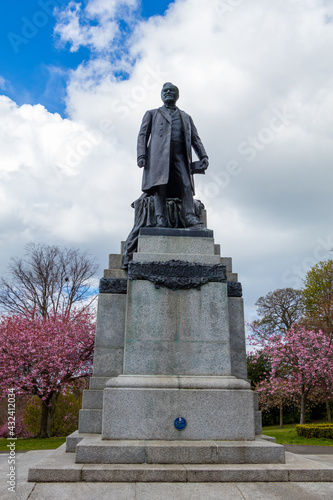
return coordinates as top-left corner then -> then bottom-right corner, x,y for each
263,423 -> 333,446
0,437 -> 66,452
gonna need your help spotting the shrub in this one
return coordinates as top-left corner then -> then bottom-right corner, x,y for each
51,392 -> 80,437
0,414 -> 33,438
23,392 -> 81,437
296,423 -> 333,439
0,395 -> 34,438
23,397 -> 41,437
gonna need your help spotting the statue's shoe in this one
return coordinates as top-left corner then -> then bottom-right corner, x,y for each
156,216 -> 169,228
186,216 -> 204,228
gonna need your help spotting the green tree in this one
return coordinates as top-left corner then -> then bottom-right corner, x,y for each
303,259 -> 333,337
302,260 -> 333,421
247,351 -> 271,388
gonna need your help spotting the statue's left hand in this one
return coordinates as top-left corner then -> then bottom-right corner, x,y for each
201,158 -> 209,170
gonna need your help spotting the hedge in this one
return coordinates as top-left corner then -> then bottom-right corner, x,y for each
296,423 -> 333,439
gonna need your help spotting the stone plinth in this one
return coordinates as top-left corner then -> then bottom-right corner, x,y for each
102,376 -> 255,441
123,281 -> 231,376
64,227 -> 285,466
123,230 -> 233,380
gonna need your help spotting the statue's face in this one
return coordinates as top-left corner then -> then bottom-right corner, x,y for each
161,83 -> 179,105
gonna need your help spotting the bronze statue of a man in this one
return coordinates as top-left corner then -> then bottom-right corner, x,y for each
137,82 -> 209,228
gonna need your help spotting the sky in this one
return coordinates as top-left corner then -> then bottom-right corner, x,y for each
1,0 -> 333,325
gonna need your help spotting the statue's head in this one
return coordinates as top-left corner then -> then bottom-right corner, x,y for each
161,82 -> 179,105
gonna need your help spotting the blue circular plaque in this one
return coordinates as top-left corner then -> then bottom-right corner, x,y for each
174,417 -> 187,430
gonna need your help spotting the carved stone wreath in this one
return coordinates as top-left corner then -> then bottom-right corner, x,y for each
227,281 -> 243,298
128,260 -> 227,290
99,262 -> 243,296
99,278 -> 127,294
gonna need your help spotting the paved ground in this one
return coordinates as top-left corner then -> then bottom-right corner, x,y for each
284,444 -> 333,455
1,450 -> 333,500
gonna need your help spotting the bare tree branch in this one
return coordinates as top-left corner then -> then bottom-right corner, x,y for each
255,287 -> 304,337
0,243 -> 99,317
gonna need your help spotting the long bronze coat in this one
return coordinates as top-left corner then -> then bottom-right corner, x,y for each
137,106 -> 207,193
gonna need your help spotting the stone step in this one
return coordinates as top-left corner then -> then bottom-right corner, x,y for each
103,268 -> 128,279
108,253 -> 123,270
75,436 -> 285,465
137,232 -> 215,256
89,376 -> 111,390
28,445 -> 333,483
82,389 -> 103,409
78,409 -> 102,434
66,430 -> 84,452
221,256 -> 232,271
226,272 -> 238,282
132,252 -> 221,264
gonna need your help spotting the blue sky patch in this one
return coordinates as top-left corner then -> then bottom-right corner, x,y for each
0,0 -> 174,115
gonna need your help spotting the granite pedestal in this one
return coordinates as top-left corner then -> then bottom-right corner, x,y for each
69,226 -> 283,466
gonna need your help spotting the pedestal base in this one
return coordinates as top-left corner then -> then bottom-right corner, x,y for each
74,435 -> 285,465
28,442 -> 333,483
102,375 -> 256,441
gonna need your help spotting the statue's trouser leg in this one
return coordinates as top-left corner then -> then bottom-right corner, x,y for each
169,141 -> 197,225
154,185 -> 168,227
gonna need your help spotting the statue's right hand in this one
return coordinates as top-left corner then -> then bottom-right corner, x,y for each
137,158 -> 146,168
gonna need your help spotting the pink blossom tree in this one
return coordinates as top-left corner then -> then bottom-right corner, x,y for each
255,377 -> 296,428
0,309 -> 95,437
249,326 -> 333,424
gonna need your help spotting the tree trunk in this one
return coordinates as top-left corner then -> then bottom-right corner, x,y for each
39,398 -> 51,438
326,399 -> 332,423
300,391 -> 307,425
39,393 -> 59,438
279,405 -> 283,428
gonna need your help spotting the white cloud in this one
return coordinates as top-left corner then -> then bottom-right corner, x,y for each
0,95 -> 138,279
1,0 -> 333,322
54,0 -> 139,52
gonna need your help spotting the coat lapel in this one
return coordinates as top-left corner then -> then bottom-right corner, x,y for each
179,110 -> 189,129
158,106 -> 171,122
179,110 -> 191,159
